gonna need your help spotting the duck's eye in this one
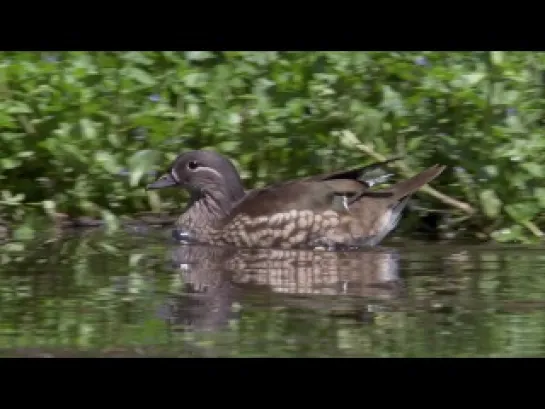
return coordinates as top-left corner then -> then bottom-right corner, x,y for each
187,160 -> 199,170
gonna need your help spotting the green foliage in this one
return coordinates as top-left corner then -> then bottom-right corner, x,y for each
1,51 -> 545,242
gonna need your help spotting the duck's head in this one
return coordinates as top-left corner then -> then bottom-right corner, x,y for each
146,150 -> 246,203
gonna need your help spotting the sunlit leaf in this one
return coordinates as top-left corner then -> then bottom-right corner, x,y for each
97,242 -> 119,254
463,72 -> 485,86
42,200 -> 56,217
0,112 -> 17,128
490,51 -> 504,66
146,190 -> 162,213
80,118 -> 97,139
505,203 -> 539,222
1,191 -> 24,204
185,51 -> 214,61
129,253 -> 145,268
95,151 -> 120,174
490,226 -> 523,243
17,151 -> 34,158
126,67 -> 155,86
479,189 -> 502,218
101,209 -> 119,234
6,101 -> 32,114
127,149 -> 161,187
521,162 -> 543,178
2,242 -> 25,252
12,225 -> 35,241
1,158 -> 21,170
536,188 -> 545,208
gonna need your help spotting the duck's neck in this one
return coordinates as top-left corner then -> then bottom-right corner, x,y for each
178,185 -> 243,230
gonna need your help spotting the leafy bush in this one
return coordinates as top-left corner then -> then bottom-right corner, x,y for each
1,51 -> 544,243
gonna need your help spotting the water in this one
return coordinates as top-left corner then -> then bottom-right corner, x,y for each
1,227 -> 545,357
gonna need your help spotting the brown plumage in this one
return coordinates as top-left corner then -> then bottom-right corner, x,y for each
147,150 -> 446,249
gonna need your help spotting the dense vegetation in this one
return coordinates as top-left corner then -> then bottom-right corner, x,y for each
1,51 -> 544,243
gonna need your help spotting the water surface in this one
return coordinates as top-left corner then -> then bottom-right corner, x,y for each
1,227 -> 544,357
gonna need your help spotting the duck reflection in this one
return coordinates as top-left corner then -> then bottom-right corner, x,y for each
158,243 -> 405,332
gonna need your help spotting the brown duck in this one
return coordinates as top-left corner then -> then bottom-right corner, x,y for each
147,150 -> 446,249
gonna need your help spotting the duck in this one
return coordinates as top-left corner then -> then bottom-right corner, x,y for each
147,149 -> 446,249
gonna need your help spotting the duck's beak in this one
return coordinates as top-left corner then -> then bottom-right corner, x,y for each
147,173 -> 177,190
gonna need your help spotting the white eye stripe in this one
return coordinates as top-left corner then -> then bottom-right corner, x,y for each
194,166 -> 223,179
170,169 -> 181,183
173,164 -> 224,181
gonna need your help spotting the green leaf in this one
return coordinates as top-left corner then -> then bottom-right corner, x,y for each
1,190 -> 24,203
95,151 -> 120,174
12,225 -> 35,241
3,242 -> 25,252
17,151 -> 34,158
521,162 -> 543,178
122,52 -> 153,65
42,200 -> 56,217
97,242 -> 119,254
505,203 -> 539,222
490,225 -> 524,243
107,133 -> 122,148
407,136 -> 424,152
80,118 -> 97,139
7,101 -> 32,114
184,72 -> 207,88
126,67 -> 155,86
338,130 -> 361,149
536,188 -> 545,208
479,189 -> 502,218
490,51 -> 504,66
1,158 -> 21,170
185,51 -> 214,61
129,253 -> 145,267
101,209 -> 119,234
127,149 -> 160,187
463,72 -> 485,86
0,112 -> 17,128
146,190 -> 161,213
